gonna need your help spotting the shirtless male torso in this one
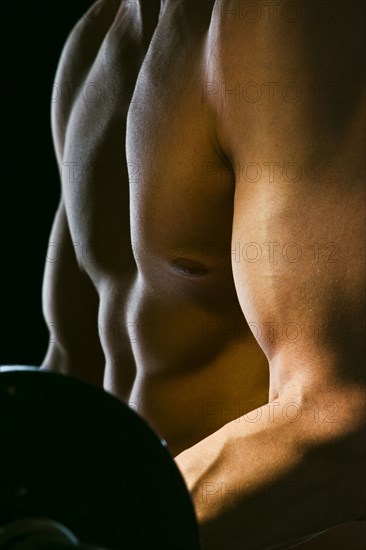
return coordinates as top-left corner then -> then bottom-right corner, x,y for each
42,1 -> 366,548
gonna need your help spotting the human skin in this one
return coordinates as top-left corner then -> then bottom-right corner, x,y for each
42,1 -> 365,548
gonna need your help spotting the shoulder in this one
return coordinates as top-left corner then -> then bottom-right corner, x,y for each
51,0 -> 122,160
51,0 -> 160,160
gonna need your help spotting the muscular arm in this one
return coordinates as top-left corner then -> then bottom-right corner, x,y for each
176,2 -> 366,548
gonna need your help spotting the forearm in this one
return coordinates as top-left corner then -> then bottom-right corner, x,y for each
175,387 -> 365,550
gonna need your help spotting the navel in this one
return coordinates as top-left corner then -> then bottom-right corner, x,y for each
170,256 -> 209,277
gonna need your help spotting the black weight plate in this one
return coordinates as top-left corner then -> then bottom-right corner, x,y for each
0,370 -> 201,549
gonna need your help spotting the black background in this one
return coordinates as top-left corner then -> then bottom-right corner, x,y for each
1,2 -> 93,366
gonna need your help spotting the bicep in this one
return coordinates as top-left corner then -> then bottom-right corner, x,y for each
231,169 -> 366,399
209,0 -> 365,399
42,200 -> 105,385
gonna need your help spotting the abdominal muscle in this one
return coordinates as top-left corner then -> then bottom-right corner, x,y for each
97,270 -> 269,456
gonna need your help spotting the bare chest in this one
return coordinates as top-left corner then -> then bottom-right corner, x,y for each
128,44 -> 235,279
60,1 -> 235,292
